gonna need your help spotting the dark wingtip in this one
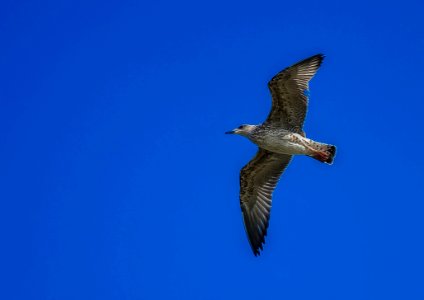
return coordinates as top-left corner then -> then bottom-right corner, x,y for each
253,248 -> 261,256
292,53 -> 325,72
313,53 -> 325,66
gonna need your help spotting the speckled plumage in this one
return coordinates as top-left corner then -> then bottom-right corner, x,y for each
249,125 -> 327,156
226,54 -> 336,256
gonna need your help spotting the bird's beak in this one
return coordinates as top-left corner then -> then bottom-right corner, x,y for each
225,130 -> 235,134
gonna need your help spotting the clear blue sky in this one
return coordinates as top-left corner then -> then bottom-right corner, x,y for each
1,0 -> 423,299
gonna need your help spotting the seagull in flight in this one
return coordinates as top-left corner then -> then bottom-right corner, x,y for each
226,54 -> 336,256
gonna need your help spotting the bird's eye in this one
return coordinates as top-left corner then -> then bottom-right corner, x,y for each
238,125 -> 244,129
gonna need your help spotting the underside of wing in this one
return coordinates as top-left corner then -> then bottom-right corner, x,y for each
265,54 -> 324,132
240,149 -> 292,256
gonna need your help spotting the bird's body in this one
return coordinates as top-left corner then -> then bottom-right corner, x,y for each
226,54 -> 336,256
248,126 -> 312,155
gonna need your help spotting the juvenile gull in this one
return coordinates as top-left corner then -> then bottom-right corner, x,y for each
226,54 -> 336,256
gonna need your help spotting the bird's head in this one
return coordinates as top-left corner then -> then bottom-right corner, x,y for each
225,124 -> 257,137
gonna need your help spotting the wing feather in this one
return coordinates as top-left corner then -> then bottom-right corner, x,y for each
265,54 -> 324,132
240,149 -> 292,256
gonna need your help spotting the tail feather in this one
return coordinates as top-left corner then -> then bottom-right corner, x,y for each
310,144 -> 336,165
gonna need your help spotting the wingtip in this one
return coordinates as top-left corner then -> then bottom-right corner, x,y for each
253,247 -> 261,256
313,53 -> 325,64
250,241 -> 263,257
302,53 -> 325,71
288,53 -> 326,74
251,236 -> 266,256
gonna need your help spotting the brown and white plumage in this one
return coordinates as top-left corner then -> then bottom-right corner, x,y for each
266,54 -> 324,133
240,150 -> 292,256
226,54 -> 336,256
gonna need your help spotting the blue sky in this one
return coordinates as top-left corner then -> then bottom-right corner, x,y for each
1,0 -> 424,299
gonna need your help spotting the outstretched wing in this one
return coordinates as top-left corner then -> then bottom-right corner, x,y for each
240,149 -> 292,256
265,54 -> 324,133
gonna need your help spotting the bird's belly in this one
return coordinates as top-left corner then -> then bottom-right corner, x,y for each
258,136 -> 308,155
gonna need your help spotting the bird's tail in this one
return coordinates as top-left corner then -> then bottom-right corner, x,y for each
308,142 -> 336,165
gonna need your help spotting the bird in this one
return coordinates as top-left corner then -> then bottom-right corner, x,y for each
226,54 -> 336,256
